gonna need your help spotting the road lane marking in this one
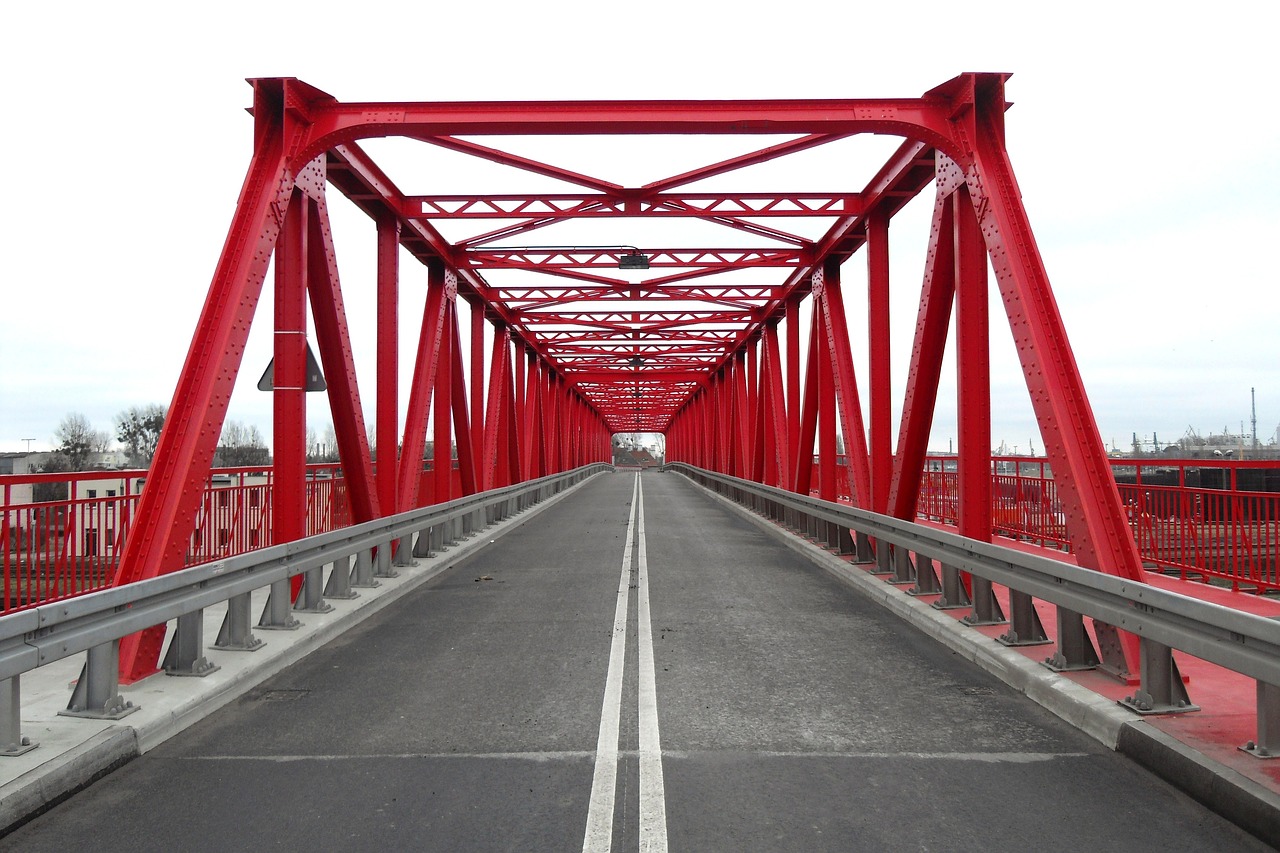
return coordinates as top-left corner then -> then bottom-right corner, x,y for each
635,473 -> 669,853
181,750 -> 1090,764
582,473 -> 640,853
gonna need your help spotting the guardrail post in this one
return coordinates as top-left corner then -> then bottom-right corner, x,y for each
908,553 -> 942,596
872,541 -> 893,575
258,580 -> 301,631
295,564 -> 333,614
352,548 -> 379,587
822,520 -> 840,552
432,523 -> 449,554
933,563 -> 971,610
163,610 -> 220,677
61,641 -> 137,720
836,525 -> 854,556
214,593 -> 265,651
1120,638 -> 1198,714
393,535 -> 415,567
374,543 -> 398,579
324,554 -> 358,599
1241,681 -> 1280,759
413,526 -> 435,558
888,546 -> 914,585
1043,607 -> 1099,671
0,676 -> 37,756
962,577 -> 1007,627
854,532 -> 874,564
998,591 -> 1050,647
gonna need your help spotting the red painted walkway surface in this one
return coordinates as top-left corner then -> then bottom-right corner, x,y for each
882,527 -> 1280,795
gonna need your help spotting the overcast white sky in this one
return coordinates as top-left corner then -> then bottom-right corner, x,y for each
2,1 -> 1276,457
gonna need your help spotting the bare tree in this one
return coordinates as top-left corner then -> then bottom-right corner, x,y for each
115,404 -> 166,468
54,412 -> 110,471
215,421 -> 270,467
306,423 -> 341,463
322,423 -> 339,462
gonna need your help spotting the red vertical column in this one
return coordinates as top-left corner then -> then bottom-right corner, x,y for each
745,339 -> 759,476
481,328 -> 506,490
524,353 -> 542,479
793,317 -> 821,495
817,308 -> 837,503
513,339 -> 526,481
546,375 -> 561,473
274,190 -> 308,548
762,322 -> 788,487
433,301 -> 455,504
785,296 -> 801,482
866,212 -> 892,514
471,301 -> 485,470
955,188 -> 991,542
449,321 -> 477,495
376,212 -> 399,518
955,187 -> 1001,621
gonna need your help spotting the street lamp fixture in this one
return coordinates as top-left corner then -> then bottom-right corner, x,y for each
618,250 -> 650,270
472,245 -> 650,270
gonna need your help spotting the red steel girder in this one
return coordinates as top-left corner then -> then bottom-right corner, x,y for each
294,98 -> 960,164
406,192 -> 863,219
467,248 -> 805,270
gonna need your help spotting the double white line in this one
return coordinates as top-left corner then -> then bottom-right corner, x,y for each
582,473 -> 668,853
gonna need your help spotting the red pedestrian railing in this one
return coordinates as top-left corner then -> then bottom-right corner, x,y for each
919,456 -> 1280,593
1,464 -> 348,614
809,454 -> 1279,592
6,455 -> 1278,613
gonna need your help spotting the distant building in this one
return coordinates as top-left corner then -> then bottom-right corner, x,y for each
0,452 -> 50,505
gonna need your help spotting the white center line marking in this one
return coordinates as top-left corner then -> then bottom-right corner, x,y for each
635,473 -> 669,852
582,474 -> 640,853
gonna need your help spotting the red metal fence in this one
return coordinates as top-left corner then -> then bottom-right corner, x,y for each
6,457 -> 1278,614
2,465 -> 347,613
919,456 -> 1280,593
0,460 -> 473,615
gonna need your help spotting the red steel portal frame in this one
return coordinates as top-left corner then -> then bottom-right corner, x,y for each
114,73 -> 1145,682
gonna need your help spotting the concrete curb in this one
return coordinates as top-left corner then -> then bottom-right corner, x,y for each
1116,722 -> 1280,848
686,476 -> 1280,846
0,472 -> 604,836
0,727 -> 137,833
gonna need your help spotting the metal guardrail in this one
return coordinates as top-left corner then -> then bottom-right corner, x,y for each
665,462 -> 1280,758
0,463 -> 611,755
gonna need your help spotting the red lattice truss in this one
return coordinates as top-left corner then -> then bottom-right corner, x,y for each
113,74 -> 1146,681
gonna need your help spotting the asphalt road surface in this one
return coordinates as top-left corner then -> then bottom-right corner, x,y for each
3,471 -> 1270,851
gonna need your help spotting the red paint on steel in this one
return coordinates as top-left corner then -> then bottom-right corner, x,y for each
105,73 -> 1151,683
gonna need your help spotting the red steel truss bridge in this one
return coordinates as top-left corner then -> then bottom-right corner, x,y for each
110,73 -> 1144,684
6,73 -> 1280,847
